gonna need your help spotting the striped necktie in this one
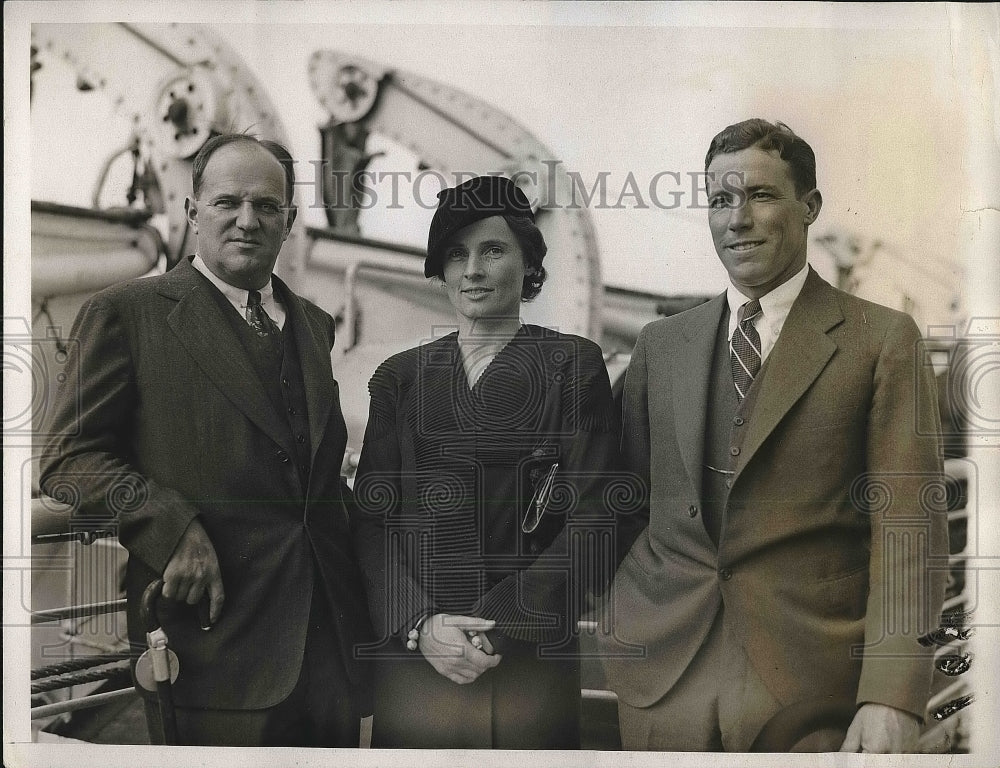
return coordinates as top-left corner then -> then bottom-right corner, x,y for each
730,299 -> 762,399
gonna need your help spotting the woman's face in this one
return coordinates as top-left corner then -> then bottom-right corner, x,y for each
440,216 -> 528,323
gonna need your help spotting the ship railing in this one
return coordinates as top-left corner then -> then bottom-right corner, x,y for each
28,456 -> 972,748
30,496 -> 134,722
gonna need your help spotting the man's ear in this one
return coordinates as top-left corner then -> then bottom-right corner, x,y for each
184,197 -> 198,231
283,204 -> 298,237
802,188 -> 823,225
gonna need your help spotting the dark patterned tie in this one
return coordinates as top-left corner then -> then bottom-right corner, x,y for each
730,299 -> 762,399
246,289 -> 281,342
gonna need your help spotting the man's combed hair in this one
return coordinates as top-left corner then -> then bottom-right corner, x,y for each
705,119 -> 817,196
191,133 -> 296,205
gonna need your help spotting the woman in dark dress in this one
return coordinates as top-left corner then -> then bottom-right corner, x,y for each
351,176 -> 620,748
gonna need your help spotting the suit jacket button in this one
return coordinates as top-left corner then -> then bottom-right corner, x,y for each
277,450 -> 290,464
282,377 -> 291,387
733,417 -> 745,426
719,568 -> 733,581
688,505 -> 698,517
729,446 -> 740,456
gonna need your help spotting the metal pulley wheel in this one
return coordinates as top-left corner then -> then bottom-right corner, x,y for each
308,51 -> 383,123
151,66 -> 224,159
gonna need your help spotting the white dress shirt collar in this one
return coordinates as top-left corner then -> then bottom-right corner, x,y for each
191,255 -> 285,329
726,263 -> 809,363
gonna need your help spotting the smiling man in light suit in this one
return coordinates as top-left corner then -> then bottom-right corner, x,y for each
40,134 -> 373,746
600,119 -> 948,752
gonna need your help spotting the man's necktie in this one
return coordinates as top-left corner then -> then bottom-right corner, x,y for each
730,299 -> 762,399
246,289 -> 281,342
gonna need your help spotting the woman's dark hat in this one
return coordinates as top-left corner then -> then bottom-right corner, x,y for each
425,175 -> 534,278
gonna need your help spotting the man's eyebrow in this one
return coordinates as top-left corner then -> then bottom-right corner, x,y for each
208,193 -> 284,203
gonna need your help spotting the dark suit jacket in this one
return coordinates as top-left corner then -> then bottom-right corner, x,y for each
600,269 -> 948,720
40,257 -> 373,710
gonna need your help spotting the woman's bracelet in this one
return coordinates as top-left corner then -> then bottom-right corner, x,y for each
406,614 -> 431,651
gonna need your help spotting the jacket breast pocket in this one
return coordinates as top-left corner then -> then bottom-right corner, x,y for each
519,441 -> 563,540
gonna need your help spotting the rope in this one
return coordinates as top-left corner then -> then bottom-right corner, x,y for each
30,660 -> 132,694
32,652 -> 131,680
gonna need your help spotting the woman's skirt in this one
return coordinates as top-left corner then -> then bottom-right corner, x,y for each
370,637 -> 580,749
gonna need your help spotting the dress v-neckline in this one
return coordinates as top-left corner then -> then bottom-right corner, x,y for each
456,325 -> 526,392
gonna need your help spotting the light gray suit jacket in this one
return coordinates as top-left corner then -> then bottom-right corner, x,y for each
600,268 -> 948,720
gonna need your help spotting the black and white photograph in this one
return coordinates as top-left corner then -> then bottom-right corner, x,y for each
4,2 -> 999,766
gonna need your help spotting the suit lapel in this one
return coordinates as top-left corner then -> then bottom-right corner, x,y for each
163,259 -> 293,453
275,276 -> 337,467
673,293 -> 727,500
734,269 -> 843,481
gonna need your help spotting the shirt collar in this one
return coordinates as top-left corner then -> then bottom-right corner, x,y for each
191,254 -> 274,306
726,262 -> 809,329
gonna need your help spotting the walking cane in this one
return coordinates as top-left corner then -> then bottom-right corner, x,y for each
136,579 -> 180,745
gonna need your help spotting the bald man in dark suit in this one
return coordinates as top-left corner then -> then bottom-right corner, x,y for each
40,134 -> 373,746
